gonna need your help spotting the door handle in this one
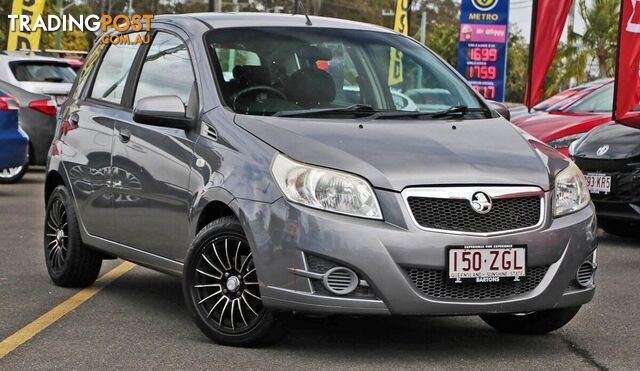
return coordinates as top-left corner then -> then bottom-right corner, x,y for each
118,128 -> 131,143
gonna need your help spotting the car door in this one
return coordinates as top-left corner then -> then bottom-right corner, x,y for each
59,39 -> 142,239
110,30 -> 199,261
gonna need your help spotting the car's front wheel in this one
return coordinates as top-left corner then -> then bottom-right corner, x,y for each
0,165 -> 27,184
480,306 -> 581,334
183,216 -> 290,347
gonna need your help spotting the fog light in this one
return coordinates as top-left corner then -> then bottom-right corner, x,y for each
576,261 -> 596,288
322,267 -> 359,295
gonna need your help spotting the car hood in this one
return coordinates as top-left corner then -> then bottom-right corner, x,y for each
575,123 -> 640,160
512,112 -> 610,141
235,115 -> 566,191
18,82 -> 71,96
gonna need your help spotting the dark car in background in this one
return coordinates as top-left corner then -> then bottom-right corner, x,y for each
0,90 -> 29,183
0,80 -> 59,167
571,123 -> 640,238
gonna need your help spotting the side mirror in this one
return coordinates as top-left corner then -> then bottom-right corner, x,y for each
133,95 -> 193,129
487,100 -> 511,121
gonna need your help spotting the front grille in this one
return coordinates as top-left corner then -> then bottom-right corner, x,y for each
405,265 -> 549,300
407,196 -> 541,233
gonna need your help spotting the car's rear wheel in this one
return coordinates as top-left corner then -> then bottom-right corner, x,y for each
183,216 -> 289,347
480,306 -> 581,334
0,165 -> 27,184
45,185 -> 102,287
599,219 -> 640,239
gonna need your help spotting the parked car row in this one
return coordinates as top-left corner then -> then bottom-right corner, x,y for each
511,80 -> 615,155
0,51 -> 81,183
509,82 -> 640,238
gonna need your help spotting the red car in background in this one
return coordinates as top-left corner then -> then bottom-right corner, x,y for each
512,80 -> 615,156
509,79 -> 611,120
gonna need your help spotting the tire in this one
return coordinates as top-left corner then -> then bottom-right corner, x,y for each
44,185 -> 102,287
599,219 -> 640,239
183,216 -> 290,347
0,165 -> 28,184
480,306 -> 581,335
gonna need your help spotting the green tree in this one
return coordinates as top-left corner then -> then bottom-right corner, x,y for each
579,0 -> 619,78
426,22 -> 458,66
1,0 -> 13,49
505,27 -> 529,103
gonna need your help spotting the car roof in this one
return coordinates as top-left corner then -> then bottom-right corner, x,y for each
155,12 -> 394,34
0,53 -> 72,65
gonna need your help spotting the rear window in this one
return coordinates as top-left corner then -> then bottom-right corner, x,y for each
9,61 -> 76,83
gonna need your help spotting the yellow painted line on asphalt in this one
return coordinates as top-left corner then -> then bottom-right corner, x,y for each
0,261 -> 136,359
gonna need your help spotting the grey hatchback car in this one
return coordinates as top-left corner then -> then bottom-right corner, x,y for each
45,13 -> 597,346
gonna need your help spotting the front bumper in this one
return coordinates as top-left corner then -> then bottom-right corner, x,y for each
234,189 -> 597,316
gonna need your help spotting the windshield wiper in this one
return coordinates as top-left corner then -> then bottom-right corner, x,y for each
273,104 -> 379,117
372,105 -> 490,120
430,105 -> 469,118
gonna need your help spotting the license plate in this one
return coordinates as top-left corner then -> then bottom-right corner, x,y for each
585,173 -> 611,194
448,245 -> 526,283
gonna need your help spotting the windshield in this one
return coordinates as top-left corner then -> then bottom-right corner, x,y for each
566,84 -> 613,113
10,61 -> 76,83
533,89 -> 581,111
205,27 -> 483,117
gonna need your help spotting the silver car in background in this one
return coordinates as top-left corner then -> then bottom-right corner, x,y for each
0,53 -> 75,178
45,13 -> 597,347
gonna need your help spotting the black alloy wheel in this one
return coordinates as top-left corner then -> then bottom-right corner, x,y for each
44,185 -> 102,287
183,217 -> 289,347
45,197 -> 69,274
192,234 -> 263,332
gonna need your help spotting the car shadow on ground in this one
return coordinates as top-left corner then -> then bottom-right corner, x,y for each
103,267 -> 573,361
597,232 -> 640,249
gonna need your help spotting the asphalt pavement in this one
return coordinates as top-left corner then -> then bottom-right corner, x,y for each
1,169 -> 639,370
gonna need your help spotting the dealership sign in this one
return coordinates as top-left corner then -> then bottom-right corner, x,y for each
457,0 -> 510,102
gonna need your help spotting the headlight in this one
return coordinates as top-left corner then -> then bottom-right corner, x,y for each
554,162 -> 591,217
548,133 -> 585,149
270,153 -> 382,219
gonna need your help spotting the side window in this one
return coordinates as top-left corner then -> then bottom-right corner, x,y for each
134,32 -> 195,106
71,42 -> 106,100
90,33 -> 142,103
